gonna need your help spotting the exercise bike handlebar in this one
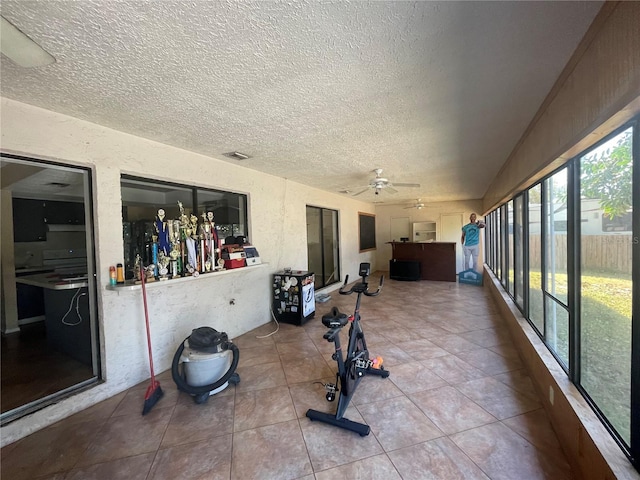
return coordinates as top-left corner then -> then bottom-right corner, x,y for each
338,274 -> 384,296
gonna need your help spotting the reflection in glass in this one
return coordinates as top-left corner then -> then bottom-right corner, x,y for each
543,168 -> 569,371
544,169 -> 568,306
545,296 -> 569,368
528,184 -> 544,335
514,195 -> 524,307
498,205 -> 504,283
322,209 -> 339,285
507,201 -> 514,295
306,206 -> 340,289
1,155 -> 98,425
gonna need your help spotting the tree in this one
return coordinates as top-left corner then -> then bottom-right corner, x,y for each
580,129 -> 633,219
528,184 -> 542,204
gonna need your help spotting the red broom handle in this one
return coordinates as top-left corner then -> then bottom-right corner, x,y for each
140,272 -> 156,381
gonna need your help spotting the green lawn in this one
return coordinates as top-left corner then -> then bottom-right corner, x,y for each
528,269 -> 632,444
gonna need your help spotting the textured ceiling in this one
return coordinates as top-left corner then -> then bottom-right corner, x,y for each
0,1 -> 602,205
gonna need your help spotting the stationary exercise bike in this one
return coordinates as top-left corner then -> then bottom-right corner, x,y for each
306,262 -> 389,436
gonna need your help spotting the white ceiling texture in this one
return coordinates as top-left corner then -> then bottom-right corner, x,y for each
0,1 -> 602,205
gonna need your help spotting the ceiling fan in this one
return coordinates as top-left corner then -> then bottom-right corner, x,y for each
351,168 -> 420,196
404,199 -> 425,210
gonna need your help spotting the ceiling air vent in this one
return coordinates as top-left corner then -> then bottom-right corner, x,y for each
223,151 -> 251,161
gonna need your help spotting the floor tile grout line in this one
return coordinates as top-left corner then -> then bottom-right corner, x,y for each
2,281 -> 573,480
59,408 -> 115,477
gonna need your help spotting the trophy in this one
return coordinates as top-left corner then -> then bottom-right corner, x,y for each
177,201 -> 189,275
206,211 -> 222,270
157,251 -> 170,280
184,213 -> 199,274
200,211 -> 214,273
168,220 -> 181,277
151,234 -> 159,277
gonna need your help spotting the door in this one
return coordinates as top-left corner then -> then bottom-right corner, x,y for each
306,206 -> 340,288
1,155 -> 100,426
440,213 -> 464,273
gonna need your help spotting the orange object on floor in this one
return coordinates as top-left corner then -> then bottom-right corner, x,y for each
371,356 -> 384,369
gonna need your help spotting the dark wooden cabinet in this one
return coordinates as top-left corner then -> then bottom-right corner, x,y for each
16,283 -> 45,320
13,198 -> 86,242
44,287 -> 92,366
44,201 -> 85,225
12,199 -> 47,242
389,242 -> 457,282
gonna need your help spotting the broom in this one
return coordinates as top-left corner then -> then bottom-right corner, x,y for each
140,269 -> 164,415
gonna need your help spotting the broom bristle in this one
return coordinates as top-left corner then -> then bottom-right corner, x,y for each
142,383 -> 164,415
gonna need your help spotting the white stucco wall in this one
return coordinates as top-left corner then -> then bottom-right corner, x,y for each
0,97 -> 374,445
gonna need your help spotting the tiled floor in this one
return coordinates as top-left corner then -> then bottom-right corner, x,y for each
1,276 -> 573,479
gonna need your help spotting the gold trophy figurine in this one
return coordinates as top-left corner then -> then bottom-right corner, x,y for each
178,201 -> 189,227
170,220 -> 181,277
190,214 -> 199,237
157,251 -> 170,280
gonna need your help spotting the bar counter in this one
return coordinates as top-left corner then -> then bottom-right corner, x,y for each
389,241 -> 457,282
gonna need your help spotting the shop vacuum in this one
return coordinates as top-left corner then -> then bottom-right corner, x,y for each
171,327 -> 240,404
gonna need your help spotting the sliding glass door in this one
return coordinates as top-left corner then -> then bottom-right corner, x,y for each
306,206 -> 340,289
1,154 -> 100,425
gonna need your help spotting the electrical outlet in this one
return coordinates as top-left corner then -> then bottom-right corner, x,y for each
549,385 -> 554,406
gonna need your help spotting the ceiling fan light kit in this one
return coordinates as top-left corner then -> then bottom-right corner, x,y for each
404,199 -> 425,210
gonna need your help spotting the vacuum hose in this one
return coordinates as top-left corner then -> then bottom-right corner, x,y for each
171,337 -> 240,395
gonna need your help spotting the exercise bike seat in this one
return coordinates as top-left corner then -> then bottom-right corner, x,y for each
322,307 -> 349,328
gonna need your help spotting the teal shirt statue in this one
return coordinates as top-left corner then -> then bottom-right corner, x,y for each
461,222 -> 481,247
461,213 -> 485,271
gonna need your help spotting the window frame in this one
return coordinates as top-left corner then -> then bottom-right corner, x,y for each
120,175 -> 249,279
484,116 -> 639,469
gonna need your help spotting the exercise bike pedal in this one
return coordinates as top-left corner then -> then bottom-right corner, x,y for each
322,382 -> 337,401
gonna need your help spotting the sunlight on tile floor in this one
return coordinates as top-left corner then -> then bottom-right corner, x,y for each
1,276 -> 572,479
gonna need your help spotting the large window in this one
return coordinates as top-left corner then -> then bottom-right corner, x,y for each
484,117 -> 638,469
514,194 -> 525,308
528,184 -> 544,334
507,200 -> 515,296
579,127 -> 633,446
544,168 -> 570,367
499,205 -> 506,285
121,176 -> 248,279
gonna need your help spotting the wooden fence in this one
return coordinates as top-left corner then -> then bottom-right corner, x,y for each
527,235 -> 632,274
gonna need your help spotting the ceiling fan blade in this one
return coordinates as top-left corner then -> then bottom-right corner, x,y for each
385,186 -> 398,194
393,182 -> 421,188
352,188 -> 370,196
